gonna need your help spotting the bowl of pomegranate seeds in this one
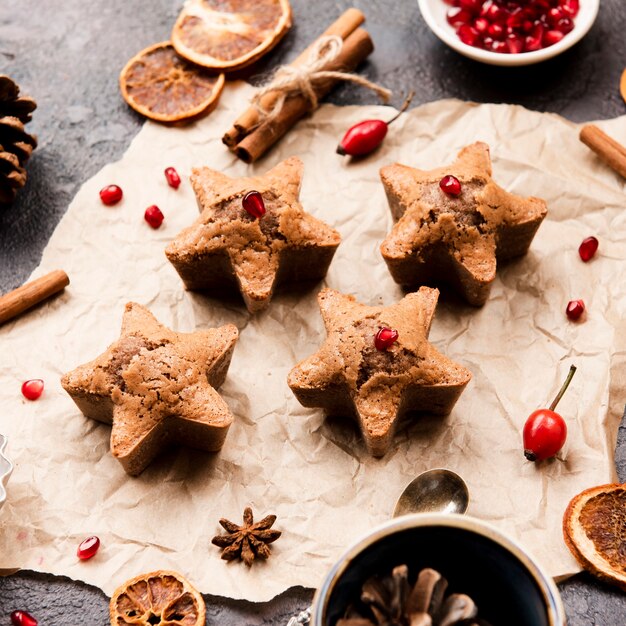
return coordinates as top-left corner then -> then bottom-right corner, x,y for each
0,434 -> 13,510
418,0 -> 599,66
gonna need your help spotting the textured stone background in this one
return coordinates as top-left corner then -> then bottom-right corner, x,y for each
0,0 -> 625,624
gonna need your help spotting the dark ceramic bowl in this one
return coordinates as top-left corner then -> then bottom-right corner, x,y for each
312,514 -> 565,626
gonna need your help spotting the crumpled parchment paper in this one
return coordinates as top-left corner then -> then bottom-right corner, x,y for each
0,81 -> 625,601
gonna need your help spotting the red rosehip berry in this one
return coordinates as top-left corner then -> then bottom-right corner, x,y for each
336,93 -> 414,157
523,365 -> 576,461
99,184 -> 123,206
524,409 -> 568,461
21,379 -> 44,401
144,205 -> 164,229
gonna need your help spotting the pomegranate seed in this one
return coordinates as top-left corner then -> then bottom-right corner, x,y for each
507,10 -> 524,29
566,299 -> 585,321
457,24 -> 480,46
525,24 -> 544,51
164,167 -> 181,189
99,184 -> 123,206
543,29 -> 564,46
144,205 -> 164,229
242,191 -> 266,219
10,611 -> 38,626
556,16 -> 574,33
547,7 -> 564,25
77,535 -> 100,560
579,236 -> 599,262
453,0 -> 577,53
21,379 -> 44,401
507,33 -> 524,53
375,327 -> 399,351
560,0 -> 579,17
458,0 -> 482,13
481,2 -> 502,20
474,17 -> 489,33
448,7 -> 473,26
491,40 -> 509,52
439,174 -> 462,196
488,22 -> 505,39
525,37 -> 542,51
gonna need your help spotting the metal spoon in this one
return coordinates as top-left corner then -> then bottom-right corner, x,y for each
393,468 -> 469,517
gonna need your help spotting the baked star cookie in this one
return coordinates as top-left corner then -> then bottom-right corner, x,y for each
166,157 -> 341,313
380,142 -> 547,306
287,287 -> 471,457
61,302 -> 238,476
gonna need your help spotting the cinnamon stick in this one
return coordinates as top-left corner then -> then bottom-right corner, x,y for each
223,7 -> 366,149
580,124 -> 626,179
0,270 -> 69,325
233,28 -> 374,163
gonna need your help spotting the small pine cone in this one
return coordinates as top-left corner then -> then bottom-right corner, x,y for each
0,75 -> 37,206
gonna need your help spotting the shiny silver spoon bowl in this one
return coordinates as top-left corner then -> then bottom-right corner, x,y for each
393,468 -> 469,517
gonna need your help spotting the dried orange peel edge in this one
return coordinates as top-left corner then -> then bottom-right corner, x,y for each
563,483 -> 626,591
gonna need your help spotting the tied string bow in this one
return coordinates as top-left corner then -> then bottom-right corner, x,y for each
251,35 -> 392,125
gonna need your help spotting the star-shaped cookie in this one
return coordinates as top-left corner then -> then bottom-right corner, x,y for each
166,156 -> 341,313
287,287 -> 471,457
380,142 -> 547,306
61,302 -> 238,476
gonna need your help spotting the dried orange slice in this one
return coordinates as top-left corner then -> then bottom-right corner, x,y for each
563,483 -> 626,590
109,570 -> 206,625
171,0 -> 292,72
620,69 -> 626,106
119,42 -> 225,123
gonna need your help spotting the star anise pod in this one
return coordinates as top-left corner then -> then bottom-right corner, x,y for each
337,566 -> 491,626
211,506 -> 281,567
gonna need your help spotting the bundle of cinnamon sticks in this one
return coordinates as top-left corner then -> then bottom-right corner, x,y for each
222,8 -> 373,163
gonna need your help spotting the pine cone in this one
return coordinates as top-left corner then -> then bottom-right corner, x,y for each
0,75 -> 37,206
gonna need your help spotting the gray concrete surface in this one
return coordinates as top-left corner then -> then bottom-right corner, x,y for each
0,0 -> 625,623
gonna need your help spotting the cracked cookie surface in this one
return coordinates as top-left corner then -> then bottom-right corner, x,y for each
287,287 -> 471,457
61,302 -> 238,475
166,156 -> 340,313
380,142 -> 547,306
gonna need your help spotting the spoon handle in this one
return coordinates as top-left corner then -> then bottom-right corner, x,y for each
287,607 -> 311,626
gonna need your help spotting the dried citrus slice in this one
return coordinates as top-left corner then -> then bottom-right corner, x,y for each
563,483 -> 626,590
119,42 -> 225,123
171,0 -> 292,71
620,69 -> 626,106
109,570 -> 206,626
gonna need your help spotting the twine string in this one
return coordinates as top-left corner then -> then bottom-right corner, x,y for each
251,35 -> 392,125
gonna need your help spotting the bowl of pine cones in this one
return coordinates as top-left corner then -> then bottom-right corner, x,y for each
0,74 -> 37,207
311,514 -> 566,626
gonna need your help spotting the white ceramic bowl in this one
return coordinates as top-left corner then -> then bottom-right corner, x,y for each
0,434 -> 13,511
417,0 -> 600,66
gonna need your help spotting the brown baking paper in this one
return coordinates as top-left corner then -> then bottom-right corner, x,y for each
1,82 -> 625,601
